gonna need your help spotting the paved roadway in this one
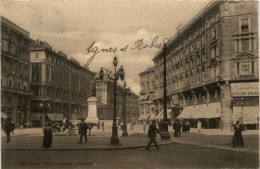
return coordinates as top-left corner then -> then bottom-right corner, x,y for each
2,143 -> 259,169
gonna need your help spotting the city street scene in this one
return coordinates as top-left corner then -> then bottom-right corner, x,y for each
1,0 -> 259,169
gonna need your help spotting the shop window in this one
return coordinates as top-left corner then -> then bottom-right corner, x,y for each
241,18 -> 249,32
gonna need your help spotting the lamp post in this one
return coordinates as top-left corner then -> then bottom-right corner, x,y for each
99,56 -> 125,145
161,43 -> 171,139
122,81 -> 130,136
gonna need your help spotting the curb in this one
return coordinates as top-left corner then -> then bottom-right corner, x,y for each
172,140 -> 259,155
2,142 -> 174,152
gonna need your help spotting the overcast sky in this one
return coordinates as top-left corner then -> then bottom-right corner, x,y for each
2,0 -> 210,95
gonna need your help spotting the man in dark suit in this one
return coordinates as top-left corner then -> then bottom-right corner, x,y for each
146,120 -> 160,151
78,118 -> 89,143
3,117 -> 15,143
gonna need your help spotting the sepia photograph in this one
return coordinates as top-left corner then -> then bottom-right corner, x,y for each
0,0 -> 259,168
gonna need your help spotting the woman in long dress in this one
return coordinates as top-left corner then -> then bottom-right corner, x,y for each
42,122 -> 53,148
232,120 -> 244,147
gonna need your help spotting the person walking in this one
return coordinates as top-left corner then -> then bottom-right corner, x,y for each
197,120 -> 201,132
3,117 -> 15,143
232,120 -> 244,147
186,120 -> 190,132
146,120 -> 160,151
78,118 -> 88,143
101,122 -> 105,131
42,122 -> 53,148
173,120 -> 178,137
176,120 -> 181,137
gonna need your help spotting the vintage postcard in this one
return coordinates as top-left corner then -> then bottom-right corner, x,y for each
1,0 -> 259,168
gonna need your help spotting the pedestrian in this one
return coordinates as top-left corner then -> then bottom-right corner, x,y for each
173,120 -> 177,137
10,120 -> 15,135
143,121 -> 147,133
146,120 -> 160,151
232,120 -> 244,148
78,118 -> 88,143
97,121 -> 100,129
176,120 -> 181,137
182,119 -> 187,132
197,120 -> 201,132
42,122 -> 53,148
101,122 -> 105,131
3,117 -> 15,143
186,120 -> 190,132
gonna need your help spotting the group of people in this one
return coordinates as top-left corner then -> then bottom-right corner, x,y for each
42,118 -> 91,148
144,119 -> 244,150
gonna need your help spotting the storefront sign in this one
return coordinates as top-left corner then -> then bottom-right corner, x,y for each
235,74 -> 256,79
231,82 -> 259,97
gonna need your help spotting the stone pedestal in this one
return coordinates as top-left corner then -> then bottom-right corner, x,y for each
86,97 -> 99,123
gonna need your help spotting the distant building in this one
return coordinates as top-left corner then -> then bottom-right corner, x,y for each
153,1 -> 258,130
1,17 -> 34,127
29,40 -> 95,127
95,74 -> 139,124
138,67 -> 156,121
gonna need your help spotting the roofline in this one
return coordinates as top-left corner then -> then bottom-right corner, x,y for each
30,46 -> 95,75
152,0 -> 220,61
1,16 -> 30,35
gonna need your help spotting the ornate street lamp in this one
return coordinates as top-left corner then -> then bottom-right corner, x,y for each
122,81 -> 130,136
161,43 -> 171,139
99,55 -> 125,145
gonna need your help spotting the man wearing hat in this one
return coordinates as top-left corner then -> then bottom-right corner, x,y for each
78,118 -> 89,143
146,120 -> 160,151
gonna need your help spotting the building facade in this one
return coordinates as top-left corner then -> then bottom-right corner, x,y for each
139,67 -> 156,121
153,1 -> 258,130
30,40 -> 95,127
1,17 -> 34,127
95,75 -> 139,124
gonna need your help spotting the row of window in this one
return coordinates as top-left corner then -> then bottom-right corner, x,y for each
35,52 -> 92,78
1,77 -> 28,90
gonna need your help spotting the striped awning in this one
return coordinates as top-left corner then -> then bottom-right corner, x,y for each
1,112 -> 8,119
47,114 -> 63,121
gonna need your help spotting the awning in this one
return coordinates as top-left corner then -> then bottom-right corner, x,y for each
1,112 -> 8,119
177,102 -> 221,119
171,95 -> 180,105
155,109 -> 172,119
177,106 -> 196,119
47,114 -> 63,121
31,113 -> 42,121
140,95 -> 149,101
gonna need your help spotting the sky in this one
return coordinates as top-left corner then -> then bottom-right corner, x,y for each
1,0 -> 210,95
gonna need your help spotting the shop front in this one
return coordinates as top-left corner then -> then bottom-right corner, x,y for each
177,102 -> 221,129
231,82 -> 259,129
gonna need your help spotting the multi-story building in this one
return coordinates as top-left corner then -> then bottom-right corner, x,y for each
139,67 -> 156,121
153,1 -> 258,130
95,75 -> 139,125
1,17 -> 34,127
30,40 -> 95,127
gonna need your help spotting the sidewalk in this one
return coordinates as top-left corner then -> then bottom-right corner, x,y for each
1,126 -> 259,154
1,129 -> 172,151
